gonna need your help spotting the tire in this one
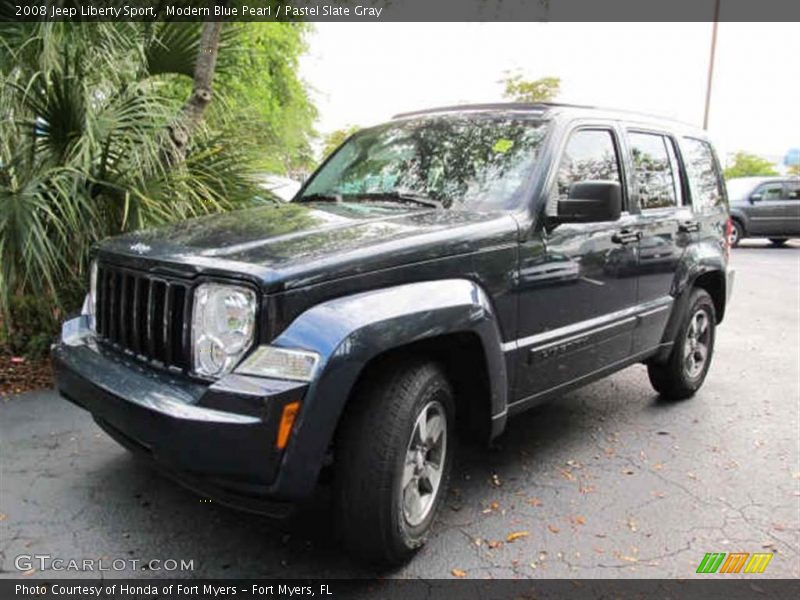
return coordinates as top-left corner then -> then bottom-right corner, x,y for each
647,288 -> 716,401
769,238 -> 788,247
729,220 -> 744,247
334,360 -> 455,565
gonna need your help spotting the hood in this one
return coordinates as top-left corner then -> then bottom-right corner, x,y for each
98,202 -> 520,291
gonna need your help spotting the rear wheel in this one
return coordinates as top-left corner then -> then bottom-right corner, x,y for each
334,360 -> 454,565
648,288 -> 716,400
769,238 -> 788,247
729,220 -> 744,247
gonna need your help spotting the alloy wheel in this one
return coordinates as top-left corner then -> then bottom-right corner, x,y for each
400,400 -> 447,527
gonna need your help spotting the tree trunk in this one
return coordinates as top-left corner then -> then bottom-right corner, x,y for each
163,14 -> 226,165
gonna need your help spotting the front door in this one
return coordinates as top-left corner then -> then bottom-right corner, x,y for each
747,181 -> 787,236
511,126 -> 638,405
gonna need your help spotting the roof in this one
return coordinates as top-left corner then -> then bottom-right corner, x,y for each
392,102 -> 698,132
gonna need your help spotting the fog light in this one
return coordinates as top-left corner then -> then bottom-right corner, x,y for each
236,346 -> 320,382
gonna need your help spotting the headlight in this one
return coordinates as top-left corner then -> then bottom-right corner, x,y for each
192,283 -> 256,378
81,260 -> 98,331
236,346 -> 320,382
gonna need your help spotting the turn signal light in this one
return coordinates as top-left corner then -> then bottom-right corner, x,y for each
276,401 -> 301,450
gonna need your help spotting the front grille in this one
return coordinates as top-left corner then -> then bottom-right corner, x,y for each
95,263 -> 191,371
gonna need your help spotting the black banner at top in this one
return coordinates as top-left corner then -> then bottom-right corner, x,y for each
2,0 -> 800,22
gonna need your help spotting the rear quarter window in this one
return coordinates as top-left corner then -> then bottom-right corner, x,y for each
682,137 -> 725,210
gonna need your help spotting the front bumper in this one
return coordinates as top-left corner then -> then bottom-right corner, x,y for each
53,317 -> 309,510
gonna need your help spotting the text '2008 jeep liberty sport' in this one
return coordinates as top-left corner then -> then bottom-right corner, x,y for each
54,103 -> 734,565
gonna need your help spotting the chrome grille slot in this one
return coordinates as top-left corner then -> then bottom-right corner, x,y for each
95,263 -> 191,370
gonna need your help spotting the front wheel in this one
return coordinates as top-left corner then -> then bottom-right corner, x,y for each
648,288 -> 716,400
334,360 -> 455,565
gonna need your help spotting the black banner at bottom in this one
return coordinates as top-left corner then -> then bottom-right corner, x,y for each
2,579 -> 799,600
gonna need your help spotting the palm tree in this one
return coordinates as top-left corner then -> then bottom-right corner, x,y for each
0,22 -> 257,344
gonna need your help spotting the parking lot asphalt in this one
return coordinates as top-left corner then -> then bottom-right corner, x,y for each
1,239 -> 798,580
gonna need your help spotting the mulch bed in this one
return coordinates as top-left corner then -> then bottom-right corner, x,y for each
0,354 -> 53,398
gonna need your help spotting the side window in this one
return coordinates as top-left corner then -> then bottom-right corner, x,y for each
629,132 -> 681,210
553,129 -> 621,209
755,182 -> 784,201
682,137 -> 724,210
787,182 -> 800,200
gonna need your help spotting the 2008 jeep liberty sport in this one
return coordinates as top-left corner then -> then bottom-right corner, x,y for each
54,103 -> 734,565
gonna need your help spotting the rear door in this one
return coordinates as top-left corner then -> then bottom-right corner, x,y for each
624,130 -> 691,353
785,181 -> 800,235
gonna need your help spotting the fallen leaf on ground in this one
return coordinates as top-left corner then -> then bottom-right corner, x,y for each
572,516 -> 587,526
627,518 -> 638,532
451,568 -> 467,578
579,486 -> 596,494
548,524 -> 560,534
560,469 -> 576,481
506,531 -> 530,543
617,554 -> 638,563
491,473 -> 502,487
487,540 -> 503,549
527,497 -> 543,507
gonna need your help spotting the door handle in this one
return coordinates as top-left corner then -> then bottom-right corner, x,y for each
611,229 -> 642,244
678,220 -> 700,233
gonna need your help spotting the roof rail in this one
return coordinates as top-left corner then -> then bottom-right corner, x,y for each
391,102 -> 696,128
392,102 -> 595,119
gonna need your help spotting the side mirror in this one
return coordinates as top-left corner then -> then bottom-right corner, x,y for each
555,180 -> 622,223
749,193 -> 763,203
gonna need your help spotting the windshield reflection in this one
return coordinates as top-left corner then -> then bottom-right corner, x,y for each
300,116 -> 548,210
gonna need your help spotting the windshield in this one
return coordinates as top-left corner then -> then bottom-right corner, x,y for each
299,116 -> 548,210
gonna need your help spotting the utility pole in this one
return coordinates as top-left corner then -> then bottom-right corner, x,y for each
703,0 -> 721,130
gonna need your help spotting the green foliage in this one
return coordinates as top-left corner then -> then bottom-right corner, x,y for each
0,295 -> 60,358
216,23 -> 318,175
723,151 -> 778,179
322,125 -> 360,159
0,22 -> 317,355
501,73 -> 561,103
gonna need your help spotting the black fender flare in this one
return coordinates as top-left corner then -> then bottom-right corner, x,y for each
268,278 -> 508,499
652,242 -> 728,363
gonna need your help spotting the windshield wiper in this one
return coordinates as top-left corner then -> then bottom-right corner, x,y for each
356,192 -> 441,208
296,192 -> 343,203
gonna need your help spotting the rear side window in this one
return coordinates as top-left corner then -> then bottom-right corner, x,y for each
682,138 -> 724,210
788,182 -> 800,200
629,132 -> 682,210
554,129 -> 621,205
